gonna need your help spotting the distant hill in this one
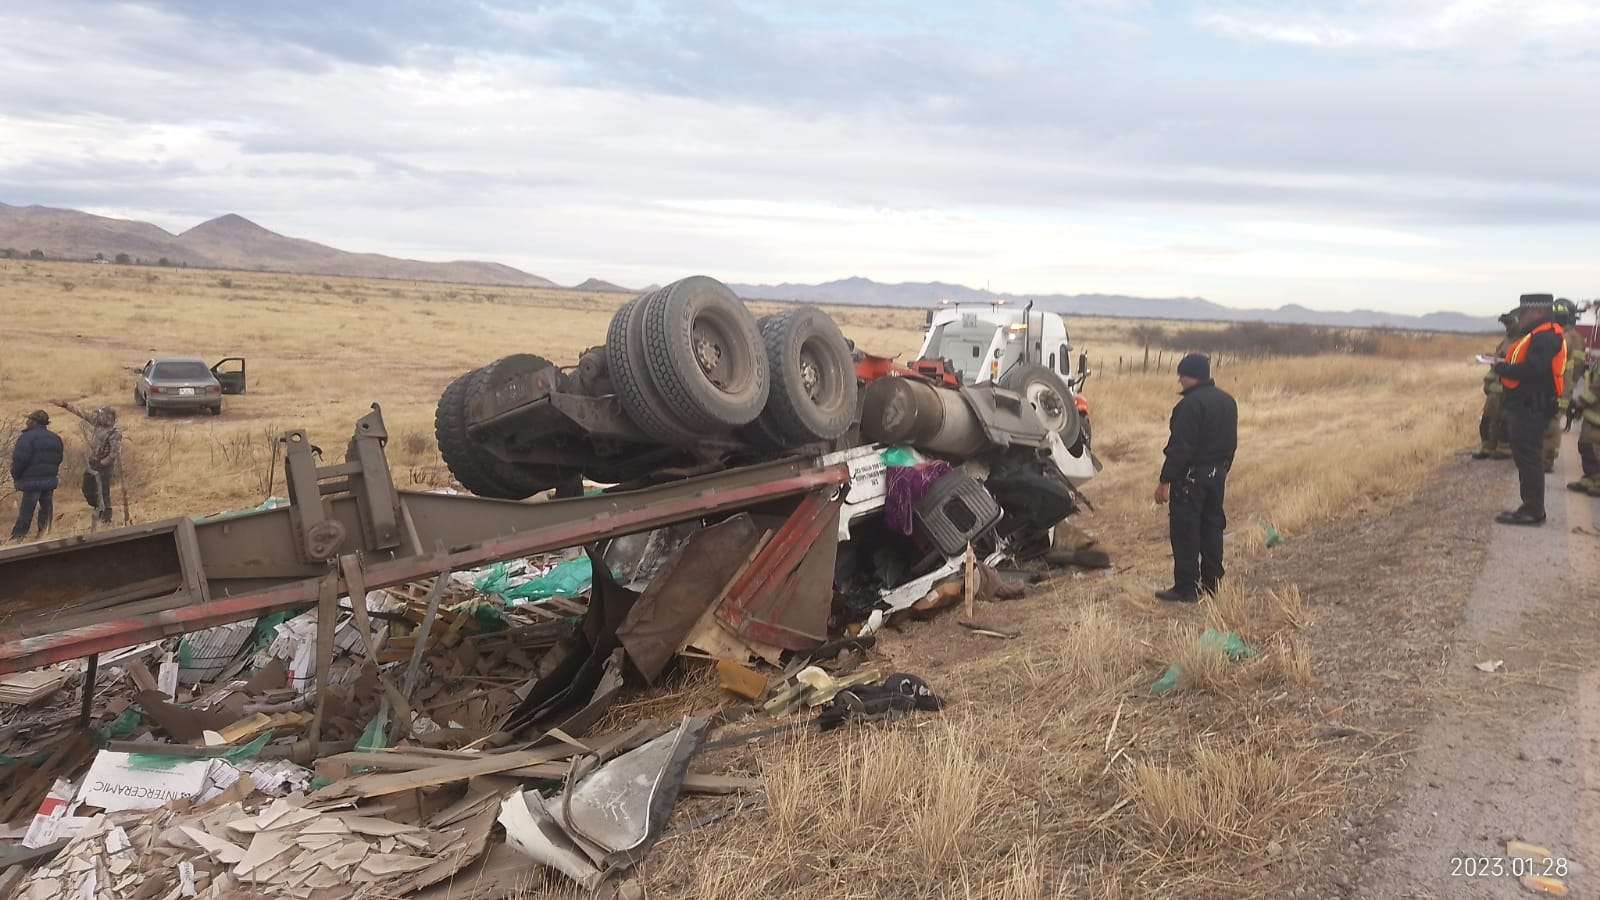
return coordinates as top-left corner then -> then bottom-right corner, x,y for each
571,277 -> 634,293
728,277 -> 1497,333
0,202 -> 1495,330
0,203 -> 557,287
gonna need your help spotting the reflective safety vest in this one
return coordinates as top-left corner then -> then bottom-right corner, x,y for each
1500,321 -> 1567,395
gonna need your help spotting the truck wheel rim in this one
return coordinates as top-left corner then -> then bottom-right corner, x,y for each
1026,382 -> 1068,432
798,337 -> 842,405
690,310 -> 752,391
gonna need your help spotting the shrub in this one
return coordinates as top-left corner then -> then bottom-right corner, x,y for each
1158,322 -> 1378,358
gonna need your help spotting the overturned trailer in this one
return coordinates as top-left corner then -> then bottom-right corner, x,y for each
0,275 -> 1098,744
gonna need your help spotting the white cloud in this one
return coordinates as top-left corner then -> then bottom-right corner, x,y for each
0,1 -> 1595,315
1198,0 -> 1600,55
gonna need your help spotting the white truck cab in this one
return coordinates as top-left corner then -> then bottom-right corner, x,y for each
917,301 -> 1078,385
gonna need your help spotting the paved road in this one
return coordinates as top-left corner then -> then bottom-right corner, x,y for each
1358,436 -> 1600,899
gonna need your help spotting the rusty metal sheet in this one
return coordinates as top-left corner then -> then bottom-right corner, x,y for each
715,493 -> 841,651
615,514 -> 763,684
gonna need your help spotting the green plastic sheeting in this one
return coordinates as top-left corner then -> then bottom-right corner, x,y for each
881,446 -> 919,467
474,556 -> 594,604
1151,629 -> 1257,696
192,497 -> 288,524
1262,522 -> 1285,548
356,709 -> 389,752
127,730 -> 274,771
102,709 -> 144,740
250,609 -> 304,652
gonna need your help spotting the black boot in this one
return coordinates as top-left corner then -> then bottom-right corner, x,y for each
1494,508 -> 1546,526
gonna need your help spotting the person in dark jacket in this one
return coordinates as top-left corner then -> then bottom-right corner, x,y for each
1491,293 -> 1567,525
1155,353 -> 1238,602
9,409 -> 64,542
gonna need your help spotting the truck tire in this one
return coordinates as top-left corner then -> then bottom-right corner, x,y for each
607,295 -> 701,445
471,355 -> 570,496
436,370 -> 505,496
641,276 -> 768,429
999,364 -> 1082,448
738,410 -> 790,451
754,309 -> 857,445
435,368 -> 550,499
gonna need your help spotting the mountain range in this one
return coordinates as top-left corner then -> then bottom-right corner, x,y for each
0,202 -> 557,287
727,277 -> 1497,332
0,202 -> 1495,331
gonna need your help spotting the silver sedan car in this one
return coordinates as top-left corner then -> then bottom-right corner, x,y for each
133,356 -> 245,416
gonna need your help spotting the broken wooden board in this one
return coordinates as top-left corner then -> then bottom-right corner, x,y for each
716,660 -> 767,701
309,747 -> 575,801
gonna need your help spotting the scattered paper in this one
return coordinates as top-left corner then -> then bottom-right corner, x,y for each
1474,659 -> 1506,673
242,759 -> 314,796
197,760 -> 242,803
157,655 -> 179,700
22,779 -> 77,848
177,861 -> 197,897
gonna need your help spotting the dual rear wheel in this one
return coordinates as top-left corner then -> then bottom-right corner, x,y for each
436,276 -> 858,498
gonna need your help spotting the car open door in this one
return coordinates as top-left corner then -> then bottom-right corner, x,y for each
211,357 -> 246,395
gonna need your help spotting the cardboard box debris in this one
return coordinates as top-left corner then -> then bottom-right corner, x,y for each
77,750 -> 218,813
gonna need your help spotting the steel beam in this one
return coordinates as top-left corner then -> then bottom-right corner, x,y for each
0,459 -> 848,673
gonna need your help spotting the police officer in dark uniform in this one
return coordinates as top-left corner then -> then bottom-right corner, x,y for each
1492,293 -> 1568,526
1155,353 -> 1238,602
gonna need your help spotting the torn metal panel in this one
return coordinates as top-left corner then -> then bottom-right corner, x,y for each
603,522 -> 703,591
499,716 -> 709,890
616,515 -> 762,684
559,716 -> 709,869
502,548 -> 637,735
715,492 -> 841,651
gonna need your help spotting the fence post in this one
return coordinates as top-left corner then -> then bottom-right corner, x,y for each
1142,346 -> 1150,373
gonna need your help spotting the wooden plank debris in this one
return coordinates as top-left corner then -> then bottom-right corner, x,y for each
0,670 -> 68,706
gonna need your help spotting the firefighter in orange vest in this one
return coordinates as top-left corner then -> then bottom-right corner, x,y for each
1491,293 -> 1568,525
1542,298 -> 1586,471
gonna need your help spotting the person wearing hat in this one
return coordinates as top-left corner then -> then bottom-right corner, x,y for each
1473,309 -> 1522,460
1154,352 -> 1237,602
1542,298 -> 1587,472
1569,348 -> 1600,497
1491,293 -> 1568,525
52,399 -> 123,524
9,409 -> 64,542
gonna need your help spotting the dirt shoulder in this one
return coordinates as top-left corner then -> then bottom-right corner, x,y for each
1257,442 -> 1600,898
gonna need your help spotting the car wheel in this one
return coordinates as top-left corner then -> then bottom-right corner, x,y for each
210,404 -> 222,416
752,308 -> 857,445
606,294 -> 701,445
145,403 -> 157,418
998,364 -> 1082,448
640,276 -> 768,429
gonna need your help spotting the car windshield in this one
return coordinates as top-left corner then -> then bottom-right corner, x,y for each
151,362 -> 212,380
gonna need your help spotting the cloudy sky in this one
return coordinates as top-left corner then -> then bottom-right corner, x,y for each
2,1 -> 1596,315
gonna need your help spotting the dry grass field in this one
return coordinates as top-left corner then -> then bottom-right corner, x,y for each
0,259 -> 1491,897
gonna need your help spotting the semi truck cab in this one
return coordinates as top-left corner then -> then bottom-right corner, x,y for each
918,303 -> 1076,385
